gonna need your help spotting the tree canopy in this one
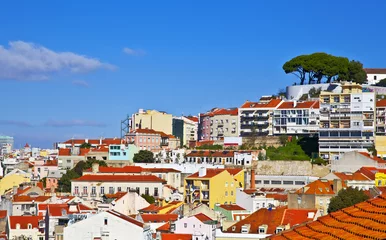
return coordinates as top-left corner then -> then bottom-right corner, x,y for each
133,150 -> 155,163
283,53 -> 367,85
327,188 -> 369,213
79,142 -> 92,149
376,78 -> 386,87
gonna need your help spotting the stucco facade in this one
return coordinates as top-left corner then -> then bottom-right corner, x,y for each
131,109 -> 173,135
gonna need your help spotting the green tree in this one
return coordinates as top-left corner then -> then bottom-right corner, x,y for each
58,170 -> 80,192
327,188 -> 369,213
367,144 -> 377,156
79,142 -> 92,149
133,150 -> 155,163
376,79 -> 386,87
348,60 -> 367,84
196,144 -> 223,150
141,194 -> 155,204
40,177 -> 47,188
308,87 -> 322,98
283,55 -> 308,85
279,135 -> 288,146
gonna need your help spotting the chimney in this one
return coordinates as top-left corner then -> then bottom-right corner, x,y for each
250,169 -> 256,189
333,179 -> 342,194
92,162 -> 99,173
293,100 -> 297,107
99,137 -> 102,145
85,138 -> 89,144
198,167 -> 207,177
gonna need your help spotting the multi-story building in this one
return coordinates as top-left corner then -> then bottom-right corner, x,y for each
198,108 -> 238,141
364,68 -> 386,85
184,167 -> 244,208
7,216 -> 45,240
273,100 -> 319,135
376,99 -> 386,135
0,135 -> 13,155
319,82 -> 375,161
172,116 -> 198,147
126,129 -> 179,152
130,109 -> 173,135
239,99 -> 283,137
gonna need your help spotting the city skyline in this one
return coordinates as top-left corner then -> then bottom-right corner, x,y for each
1,0 -> 386,148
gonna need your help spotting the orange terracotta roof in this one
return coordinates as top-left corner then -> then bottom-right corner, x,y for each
24,143 -> 30,148
295,179 -> 335,195
79,148 -> 91,156
281,209 -> 317,226
194,213 -> 212,223
130,129 -> 160,135
140,214 -> 178,223
265,194 -> 288,202
0,210 -> 7,219
377,99 -> 386,107
218,204 -> 246,211
271,194 -> 386,239
186,116 -> 199,122
142,168 -> 181,173
107,210 -> 144,228
161,233 -> 192,240
364,68 -> 386,74
13,195 -> 51,203
72,174 -> 166,183
9,216 -> 43,229
43,160 -> 58,166
357,167 -> 386,180
240,99 -> 282,109
277,101 -> 318,109
139,204 -> 160,213
333,172 -> 371,181
63,138 -> 122,145
157,222 -> 170,232
358,152 -> 386,163
104,192 -> 127,201
84,166 -> 143,173
164,185 -> 177,191
58,148 -> 71,156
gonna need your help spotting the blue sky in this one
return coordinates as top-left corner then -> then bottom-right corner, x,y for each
1,0 -> 385,148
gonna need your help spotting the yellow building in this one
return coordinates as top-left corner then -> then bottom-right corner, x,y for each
0,169 -> 31,195
184,168 -> 244,209
375,136 -> 386,157
131,109 -> 173,135
375,172 -> 386,186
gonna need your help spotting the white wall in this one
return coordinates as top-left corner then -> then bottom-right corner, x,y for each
174,216 -> 216,240
367,73 -> 386,85
286,83 -> 330,100
135,163 -> 224,174
64,211 -> 152,240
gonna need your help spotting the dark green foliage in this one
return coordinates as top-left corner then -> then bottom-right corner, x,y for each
299,94 -> 308,101
311,158 -> 327,166
283,53 -> 366,85
327,188 -> 369,213
133,150 -> 155,163
40,177 -> 47,188
297,137 -> 319,158
376,79 -> 386,87
141,194 -> 155,204
266,138 -> 310,160
278,135 -> 288,146
308,87 -> 322,98
196,144 -> 223,150
367,144 -> 377,157
79,142 -> 92,149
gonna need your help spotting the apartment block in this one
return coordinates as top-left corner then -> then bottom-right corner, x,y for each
172,116 -> 198,147
319,82 -> 375,161
273,100 -> 319,135
130,109 -> 173,135
126,129 -> 179,152
239,99 -> 283,137
198,108 -> 238,141
376,99 -> 386,135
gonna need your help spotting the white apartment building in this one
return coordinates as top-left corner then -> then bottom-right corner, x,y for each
273,100 -> 319,135
172,116 -> 198,146
239,99 -> 283,137
64,210 -> 152,240
365,68 -> 386,85
199,108 -> 238,141
71,174 -> 165,201
376,99 -> 386,135
319,82 -> 375,161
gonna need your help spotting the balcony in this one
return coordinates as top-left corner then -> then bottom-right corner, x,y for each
73,192 -> 79,196
90,193 -> 97,197
82,193 -> 88,197
218,123 -> 224,127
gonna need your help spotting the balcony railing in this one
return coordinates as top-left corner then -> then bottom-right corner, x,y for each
82,193 -> 88,197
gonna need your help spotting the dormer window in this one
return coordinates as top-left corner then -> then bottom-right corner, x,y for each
28,224 -> 32,229
232,226 -> 236,231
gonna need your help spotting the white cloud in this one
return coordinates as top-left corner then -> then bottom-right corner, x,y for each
123,47 -> 145,56
0,41 -> 116,80
72,80 -> 89,88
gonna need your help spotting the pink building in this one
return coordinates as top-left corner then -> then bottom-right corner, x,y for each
32,160 -> 59,179
199,114 -> 211,141
126,129 -> 162,152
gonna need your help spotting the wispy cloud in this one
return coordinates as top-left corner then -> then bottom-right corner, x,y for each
45,120 -> 107,128
123,47 -> 146,56
0,41 -> 116,81
72,80 -> 89,88
0,120 -> 33,127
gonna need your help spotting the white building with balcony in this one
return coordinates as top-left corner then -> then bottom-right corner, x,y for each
318,82 -> 375,162
365,68 -> 386,85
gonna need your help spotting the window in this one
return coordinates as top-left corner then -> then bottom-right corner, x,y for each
154,187 -> 159,197
231,191 -> 233,196
184,223 -> 187,228
139,137 -> 143,143
104,218 -> 108,225
74,186 -> 79,194
28,224 -> 32,229
225,191 -> 228,196
91,186 -> 96,195
374,76 -> 377,80
109,187 -> 114,194
283,181 -> 294,185
145,187 -> 149,195
136,187 -> 140,194
225,182 -> 228,187
100,187 -> 105,195
118,187 -> 122,192
271,180 -> 281,185
262,203 -> 265,208
83,186 -> 87,194
263,180 -> 269,184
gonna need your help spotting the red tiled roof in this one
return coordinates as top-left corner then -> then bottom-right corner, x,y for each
240,99 -> 282,109
157,222 -> 170,232
13,195 -> 51,203
63,138 -> 122,145
0,210 -> 7,219
277,101 -> 318,109
186,116 -> 199,122
79,148 -> 91,156
43,160 -> 58,166
9,216 -> 43,229
266,194 -> 288,202
24,143 -> 30,148
142,168 -> 181,173
194,213 -> 212,223
281,209 -> 317,226
38,203 -> 94,216
364,68 -> 386,74
357,166 -> 386,181
58,148 -> 71,156
72,174 -> 166,183
161,233 -> 192,240
104,192 -> 127,201
376,99 -> 386,107
164,185 -> 177,191
196,140 -> 215,147
84,166 -> 143,173
333,172 -> 371,181
270,194 -> 386,239
108,210 -> 144,228
295,179 -> 335,195
140,214 -> 178,223
218,204 -> 246,211
139,204 -> 160,213
358,152 -> 386,163
130,129 -> 161,135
